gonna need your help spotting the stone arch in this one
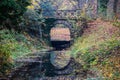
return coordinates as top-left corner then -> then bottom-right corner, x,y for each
53,20 -> 73,30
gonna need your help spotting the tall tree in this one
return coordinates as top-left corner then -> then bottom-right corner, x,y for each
0,0 -> 31,29
116,0 -> 120,19
97,0 -> 109,17
107,0 -> 119,20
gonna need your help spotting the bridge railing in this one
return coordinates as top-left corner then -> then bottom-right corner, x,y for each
41,9 -> 82,19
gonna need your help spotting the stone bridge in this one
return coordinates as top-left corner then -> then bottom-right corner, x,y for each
38,0 -> 97,19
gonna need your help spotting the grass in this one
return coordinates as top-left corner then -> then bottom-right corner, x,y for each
0,29 -> 46,59
0,29 -> 31,59
70,20 -> 120,79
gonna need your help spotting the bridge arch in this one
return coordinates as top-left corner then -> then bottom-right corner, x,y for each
53,20 -> 73,30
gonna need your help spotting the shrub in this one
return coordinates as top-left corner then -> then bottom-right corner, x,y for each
0,44 -> 13,76
113,20 -> 120,28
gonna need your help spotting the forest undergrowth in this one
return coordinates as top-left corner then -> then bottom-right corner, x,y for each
71,19 -> 120,79
0,29 -> 47,77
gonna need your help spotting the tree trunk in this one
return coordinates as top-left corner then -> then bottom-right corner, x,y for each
107,0 -> 115,20
116,0 -> 120,19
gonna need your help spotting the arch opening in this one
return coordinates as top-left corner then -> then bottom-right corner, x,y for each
50,23 -> 72,50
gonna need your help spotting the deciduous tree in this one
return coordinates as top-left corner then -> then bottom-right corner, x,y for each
0,0 -> 31,29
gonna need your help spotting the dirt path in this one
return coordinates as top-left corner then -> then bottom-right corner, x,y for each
83,19 -> 120,42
